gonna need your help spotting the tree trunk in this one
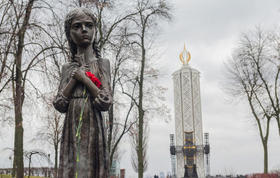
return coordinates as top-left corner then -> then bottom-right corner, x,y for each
262,140 -> 268,173
13,1 -> 35,178
276,117 -> 280,136
28,157 -> 31,178
108,63 -> 117,170
137,32 -> 146,178
54,144 -> 58,178
137,109 -> 144,178
14,52 -> 24,178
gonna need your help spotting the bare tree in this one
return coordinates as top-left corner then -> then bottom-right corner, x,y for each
34,11 -> 71,178
12,1 -> 36,177
34,102 -> 63,178
83,3 -> 172,176
130,119 -> 148,174
267,31 -> 280,135
105,27 -> 139,168
93,2 -> 140,163
126,1 -> 171,177
0,1 -> 63,177
0,1 -> 16,92
224,27 -> 280,173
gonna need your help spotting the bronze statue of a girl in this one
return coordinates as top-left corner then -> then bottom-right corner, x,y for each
53,8 -> 112,178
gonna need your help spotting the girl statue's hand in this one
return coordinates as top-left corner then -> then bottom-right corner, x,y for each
71,64 -> 90,82
71,68 -> 86,82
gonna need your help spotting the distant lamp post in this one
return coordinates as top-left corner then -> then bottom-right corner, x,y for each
9,156 -> 12,175
9,156 -> 12,167
48,154 -> 50,177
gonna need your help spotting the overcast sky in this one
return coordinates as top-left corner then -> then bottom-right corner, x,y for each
1,0 -> 280,177
121,0 -> 280,177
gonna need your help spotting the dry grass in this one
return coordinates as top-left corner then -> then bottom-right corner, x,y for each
0,175 -> 47,178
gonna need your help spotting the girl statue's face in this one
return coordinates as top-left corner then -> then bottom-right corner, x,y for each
70,13 -> 95,47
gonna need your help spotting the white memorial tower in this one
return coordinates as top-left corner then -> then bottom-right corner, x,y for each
172,44 -> 205,178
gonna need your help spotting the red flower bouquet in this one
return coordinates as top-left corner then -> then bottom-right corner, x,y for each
85,71 -> 102,88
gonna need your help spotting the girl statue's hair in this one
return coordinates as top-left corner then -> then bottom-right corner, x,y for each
64,8 -> 101,60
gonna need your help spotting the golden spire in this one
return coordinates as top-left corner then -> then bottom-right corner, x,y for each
179,43 -> 191,65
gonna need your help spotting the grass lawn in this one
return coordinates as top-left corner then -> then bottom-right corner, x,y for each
0,175 -> 47,178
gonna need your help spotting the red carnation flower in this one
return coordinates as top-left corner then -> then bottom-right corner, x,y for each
85,71 -> 102,88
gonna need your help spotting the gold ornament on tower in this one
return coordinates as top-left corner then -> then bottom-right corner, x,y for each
179,43 -> 191,65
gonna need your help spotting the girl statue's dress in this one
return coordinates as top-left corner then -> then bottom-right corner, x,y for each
53,8 -> 112,178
